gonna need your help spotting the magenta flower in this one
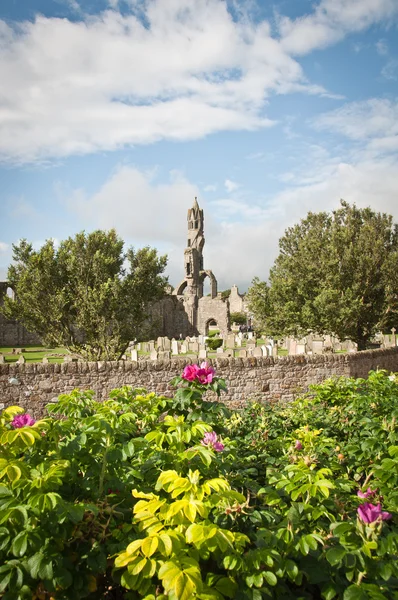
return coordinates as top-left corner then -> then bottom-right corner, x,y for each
201,431 -> 224,452
357,502 -> 392,524
11,414 -> 36,428
294,440 -> 303,451
357,487 -> 376,499
196,362 -> 215,385
182,362 -> 215,384
182,364 -> 200,382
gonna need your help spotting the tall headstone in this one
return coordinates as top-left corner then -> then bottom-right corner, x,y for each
150,349 -> 158,360
199,348 -> 207,360
131,349 -> 138,362
180,344 -> 187,354
238,349 -> 247,358
312,340 -> 324,355
253,347 -> 262,357
157,337 -> 164,350
226,333 -> 235,348
171,340 -> 179,355
164,338 -> 171,351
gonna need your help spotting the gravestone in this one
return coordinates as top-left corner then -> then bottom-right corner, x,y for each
136,343 -> 141,351
180,344 -> 187,354
198,335 -> 205,345
164,338 -> 171,351
272,345 -> 278,358
216,346 -> 224,354
253,347 -> 262,357
42,357 -> 49,364
247,332 -> 253,339
296,343 -> 306,355
226,333 -> 235,348
17,355 -> 26,364
312,340 -> 324,355
289,339 -> 297,355
131,349 -> 138,362
199,348 -> 207,360
189,342 -> 199,353
159,351 -> 171,360
148,341 -> 155,352
392,328 -> 397,347
157,337 -> 164,350
171,340 -> 179,355
150,349 -> 158,360
261,345 -> 268,357
0,354 -> 4,363
235,336 -> 242,347
238,349 -> 247,358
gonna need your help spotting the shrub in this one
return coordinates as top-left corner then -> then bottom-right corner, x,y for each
0,369 -> 397,599
206,338 -> 223,351
230,312 -> 247,326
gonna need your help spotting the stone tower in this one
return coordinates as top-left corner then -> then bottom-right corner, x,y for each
173,197 -> 226,336
184,197 -> 204,298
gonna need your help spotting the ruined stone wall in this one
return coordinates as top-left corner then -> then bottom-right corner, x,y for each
197,296 -> 229,337
2,348 -> 398,418
147,296 -> 193,339
0,282 -> 41,347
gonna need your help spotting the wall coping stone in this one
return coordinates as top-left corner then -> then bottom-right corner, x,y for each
1,347 -> 397,378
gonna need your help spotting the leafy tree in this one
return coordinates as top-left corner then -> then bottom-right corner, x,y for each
248,201 -> 398,349
229,311 -> 247,326
1,230 -> 168,359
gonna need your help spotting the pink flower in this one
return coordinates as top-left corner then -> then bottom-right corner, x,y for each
357,502 -> 392,524
294,440 -> 303,451
201,431 -> 224,452
196,362 -> 215,385
357,487 -> 376,499
182,364 -> 200,382
11,414 -> 36,428
182,362 -> 215,384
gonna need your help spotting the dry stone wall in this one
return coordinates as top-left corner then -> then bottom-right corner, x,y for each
1,348 -> 398,418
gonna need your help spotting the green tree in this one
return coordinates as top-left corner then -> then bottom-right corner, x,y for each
248,201 -> 398,349
1,230 -> 168,360
229,311 -> 247,326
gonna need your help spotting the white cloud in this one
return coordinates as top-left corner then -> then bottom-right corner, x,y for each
224,179 -> 240,193
313,98 -> 398,144
203,184 -> 217,192
0,0 -> 312,163
279,0 -> 398,55
0,242 -> 9,252
376,39 -> 388,55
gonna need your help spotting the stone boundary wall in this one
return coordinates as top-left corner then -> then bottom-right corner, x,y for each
1,348 -> 398,417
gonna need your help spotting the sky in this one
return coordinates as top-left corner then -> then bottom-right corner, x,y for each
0,0 -> 398,292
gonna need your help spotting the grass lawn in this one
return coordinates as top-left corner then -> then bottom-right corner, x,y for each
0,345 -> 68,364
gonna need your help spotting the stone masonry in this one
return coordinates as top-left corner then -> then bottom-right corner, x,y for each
1,347 -> 398,418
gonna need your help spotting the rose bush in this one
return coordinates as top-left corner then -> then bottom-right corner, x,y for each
0,369 -> 397,599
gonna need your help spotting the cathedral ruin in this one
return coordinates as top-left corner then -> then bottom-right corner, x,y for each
0,198 -> 247,345
148,197 -> 246,339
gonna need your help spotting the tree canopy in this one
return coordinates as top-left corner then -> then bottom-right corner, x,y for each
1,230 -> 168,360
247,201 -> 398,349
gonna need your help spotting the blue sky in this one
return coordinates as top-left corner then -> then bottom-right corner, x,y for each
0,0 -> 398,291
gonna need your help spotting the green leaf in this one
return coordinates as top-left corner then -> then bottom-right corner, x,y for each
11,532 -> 28,557
343,585 -> 368,600
326,547 -> 346,566
263,571 -> 277,586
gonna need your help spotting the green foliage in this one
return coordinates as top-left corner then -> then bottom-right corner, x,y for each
206,338 -> 223,351
248,201 -> 398,348
1,232 -> 168,360
0,370 -> 397,599
230,313 -> 246,326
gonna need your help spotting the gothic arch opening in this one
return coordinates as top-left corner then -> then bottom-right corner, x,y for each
205,318 -> 219,335
174,280 -> 188,296
199,270 -> 217,299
